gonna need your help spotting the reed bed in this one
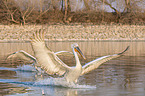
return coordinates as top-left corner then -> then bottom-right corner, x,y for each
0,24 -> 145,41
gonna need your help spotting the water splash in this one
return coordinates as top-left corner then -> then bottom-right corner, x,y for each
16,64 -> 37,72
0,79 -> 34,85
0,65 -> 96,89
34,77 -> 96,89
0,65 -> 36,72
0,77 -> 96,89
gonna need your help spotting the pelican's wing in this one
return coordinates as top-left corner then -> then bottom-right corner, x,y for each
31,30 -> 70,76
55,51 -> 73,55
6,50 -> 71,62
6,50 -> 36,62
81,46 -> 129,75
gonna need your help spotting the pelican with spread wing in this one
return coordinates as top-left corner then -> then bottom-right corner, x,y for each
6,49 -> 73,72
6,50 -> 72,63
31,31 -> 129,83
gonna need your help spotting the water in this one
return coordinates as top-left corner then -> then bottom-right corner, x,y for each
0,41 -> 145,96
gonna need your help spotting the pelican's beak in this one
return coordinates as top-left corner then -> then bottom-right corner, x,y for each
75,47 -> 86,60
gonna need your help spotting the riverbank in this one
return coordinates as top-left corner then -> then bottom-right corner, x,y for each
0,24 -> 145,42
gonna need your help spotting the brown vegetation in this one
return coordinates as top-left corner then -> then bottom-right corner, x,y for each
0,0 -> 145,25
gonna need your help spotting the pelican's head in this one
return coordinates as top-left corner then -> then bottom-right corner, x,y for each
71,43 -> 86,60
71,43 -> 79,48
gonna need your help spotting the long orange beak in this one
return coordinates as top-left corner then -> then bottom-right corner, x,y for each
74,47 -> 86,60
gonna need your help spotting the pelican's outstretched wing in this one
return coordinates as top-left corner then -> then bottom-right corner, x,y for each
31,30 -> 70,76
6,50 -> 72,62
81,46 -> 129,75
55,51 -> 73,55
6,50 -> 37,62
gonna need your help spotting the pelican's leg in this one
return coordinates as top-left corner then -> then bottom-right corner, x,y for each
75,79 -> 78,83
34,69 -> 44,80
65,78 -> 76,85
32,62 -> 44,79
70,82 -> 76,86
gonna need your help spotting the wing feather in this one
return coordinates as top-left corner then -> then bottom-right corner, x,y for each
6,50 -> 36,62
6,50 -> 71,63
31,30 -> 70,76
81,46 -> 129,75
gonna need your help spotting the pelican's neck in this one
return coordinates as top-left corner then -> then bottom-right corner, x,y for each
72,48 -> 82,68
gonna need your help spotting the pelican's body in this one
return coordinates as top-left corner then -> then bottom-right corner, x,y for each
65,67 -> 82,83
30,30 -> 129,83
64,44 -> 84,83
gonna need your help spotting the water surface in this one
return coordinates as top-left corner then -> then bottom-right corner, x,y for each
0,41 -> 145,96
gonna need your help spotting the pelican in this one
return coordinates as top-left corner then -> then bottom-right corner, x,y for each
6,50 -> 72,63
30,31 -> 129,83
6,50 -> 73,72
6,50 -> 37,63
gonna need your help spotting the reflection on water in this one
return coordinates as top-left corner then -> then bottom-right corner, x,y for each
0,41 -> 145,57
0,41 -> 145,96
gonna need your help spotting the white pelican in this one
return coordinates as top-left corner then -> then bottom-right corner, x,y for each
30,31 -> 129,83
6,50 -> 37,63
6,50 -> 73,72
6,50 -> 72,63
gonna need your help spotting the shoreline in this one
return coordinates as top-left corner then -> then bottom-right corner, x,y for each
0,24 -> 145,42
0,39 -> 145,43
